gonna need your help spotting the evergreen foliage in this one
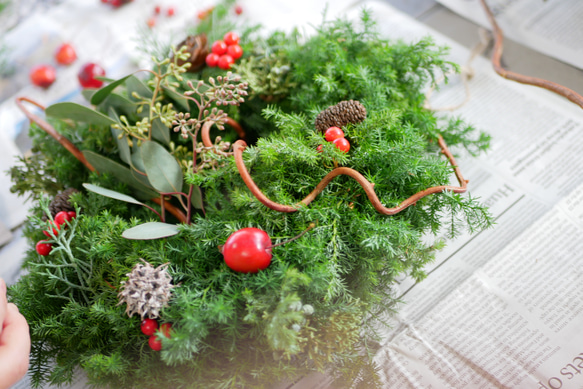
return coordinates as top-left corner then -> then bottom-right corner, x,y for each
9,6 -> 492,388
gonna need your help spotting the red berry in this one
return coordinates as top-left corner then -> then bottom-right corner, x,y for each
54,211 -> 74,227
223,32 -> 240,46
42,221 -> 60,237
316,144 -> 323,153
141,318 -> 158,336
35,240 -> 53,256
324,127 -> 344,142
226,44 -> 243,60
222,228 -> 272,273
205,53 -> 220,67
234,5 -> 243,15
148,335 -> 162,351
67,211 -> 77,219
166,7 -> 175,17
211,40 -> 227,56
154,5 -> 161,14
146,17 -> 156,28
333,137 -> 350,153
110,0 -> 122,7
160,323 -> 172,338
77,63 -> 105,88
217,54 -> 234,70
55,43 -> 77,65
30,65 -> 56,88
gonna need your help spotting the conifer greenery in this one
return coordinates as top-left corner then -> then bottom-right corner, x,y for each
9,4 -> 491,388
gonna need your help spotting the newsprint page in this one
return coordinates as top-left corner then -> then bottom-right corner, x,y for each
10,1 -> 583,388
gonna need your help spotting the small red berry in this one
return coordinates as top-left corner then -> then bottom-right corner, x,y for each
324,127 -> 344,142
222,228 -> 273,273
333,137 -> 350,153
154,5 -> 161,14
42,221 -> 60,237
54,211 -> 74,227
234,5 -> 243,15
35,240 -> 53,256
316,144 -> 323,153
223,31 -> 240,46
148,335 -> 162,351
54,43 -> 77,65
141,318 -> 158,336
217,54 -> 234,70
77,63 -> 105,89
146,17 -> 156,28
166,7 -> 175,17
205,53 -> 220,67
226,44 -> 243,60
160,323 -> 172,338
30,65 -> 56,88
67,211 -> 77,219
110,0 -> 122,8
211,40 -> 228,56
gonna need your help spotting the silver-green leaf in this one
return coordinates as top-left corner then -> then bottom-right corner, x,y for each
122,222 -> 180,240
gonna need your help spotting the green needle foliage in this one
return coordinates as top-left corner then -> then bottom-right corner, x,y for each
9,6 -> 492,388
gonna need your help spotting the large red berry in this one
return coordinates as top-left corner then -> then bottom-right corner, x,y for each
77,63 -> 105,89
54,211 -> 74,227
55,43 -> 77,65
223,31 -> 240,46
35,240 -> 53,256
333,137 -> 350,153
217,54 -> 234,70
324,127 -> 344,142
141,318 -> 158,336
148,335 -> 162,351
226,44 -> 243,60
205,53 -> 220,67
30,65 -> 56,88
211,40 -> 228,56
222,228 -> 272,273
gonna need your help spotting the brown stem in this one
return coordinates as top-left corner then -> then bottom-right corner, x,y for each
480,0 -> 583,109
16,96 -> 188,223
225,117 -> 245,139
233,137 -> 468,215
201,121 -> 214,147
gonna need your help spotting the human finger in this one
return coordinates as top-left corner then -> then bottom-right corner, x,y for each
0,303 -> 31,389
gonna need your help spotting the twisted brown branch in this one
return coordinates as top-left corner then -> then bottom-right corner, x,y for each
15,97 -> 188,223
233,136 -> 468,215
480,0 -> 583,109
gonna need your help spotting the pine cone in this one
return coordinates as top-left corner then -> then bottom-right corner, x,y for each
174,33 -> 209,72
314,100 -> 367,133
49,188 -> 79,218
118,260 -> 174,319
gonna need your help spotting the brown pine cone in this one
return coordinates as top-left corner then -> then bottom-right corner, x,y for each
174,34 -> 209,72
49,188 -> 79,218
315,100 -> 367,133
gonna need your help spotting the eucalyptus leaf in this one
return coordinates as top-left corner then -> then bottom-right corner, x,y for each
161,85 -> 190,110
151,118 -> 170,145
190,186 -> 203,209
131,146 -> 146,173
83,183 -> 144,205
91,74 -> 133,105
46,102 -> 116,126
141,141 -> 183,194
81,88 -> 98,102
82,150 -> 158,200
122,222 -> 180,240
126,75 -> 153,101
101,93 -> 137,116
111,127 -> 131,165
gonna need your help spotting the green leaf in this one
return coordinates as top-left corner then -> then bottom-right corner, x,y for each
126,75 -> 153,101
190,186 -> 203,209
91,74 -> 133,105
81,88 -> 98,102
83,183 -> 144,205
141,141 -> 183,194
82,150 -> 158,200
46,102 -> 116,126
122,222 -> 180,240
101,93 -> 137,116
151,118 -> 170,145
111,127 -> 131,165
161,85 -> 190,110
131,146 -> 146,174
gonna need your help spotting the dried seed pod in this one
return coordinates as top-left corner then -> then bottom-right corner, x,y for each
49,188 -> 79,218
314,100 -> 367,133
118,260 -> 174,319
174,33 -> 209,72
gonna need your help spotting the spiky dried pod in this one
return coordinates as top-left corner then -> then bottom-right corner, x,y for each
49,187 -> 79,218
314,100 -> 367,133
118,260 -> 174,319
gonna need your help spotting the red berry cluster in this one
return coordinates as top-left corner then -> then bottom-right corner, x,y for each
205,32 -> 243,70
320,126 -> 350,153
147,4 -> 176,28
35,211 -> 77,256
140,318 -> 172,351
29,42 -> 106,89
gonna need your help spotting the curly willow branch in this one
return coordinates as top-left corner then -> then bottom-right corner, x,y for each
16,96 -> 187,223
233,137 -> 468,215
480,0 -> 583,110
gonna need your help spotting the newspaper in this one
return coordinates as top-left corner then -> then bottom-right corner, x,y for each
435,0 -> 583,70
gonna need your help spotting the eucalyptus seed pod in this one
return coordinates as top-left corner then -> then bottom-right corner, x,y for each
118,260 -> 174,319
49,188 -> 79,218
314,100 -> 367,133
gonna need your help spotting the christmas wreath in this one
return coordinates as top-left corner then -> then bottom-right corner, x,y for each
9,3 -> 491,388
